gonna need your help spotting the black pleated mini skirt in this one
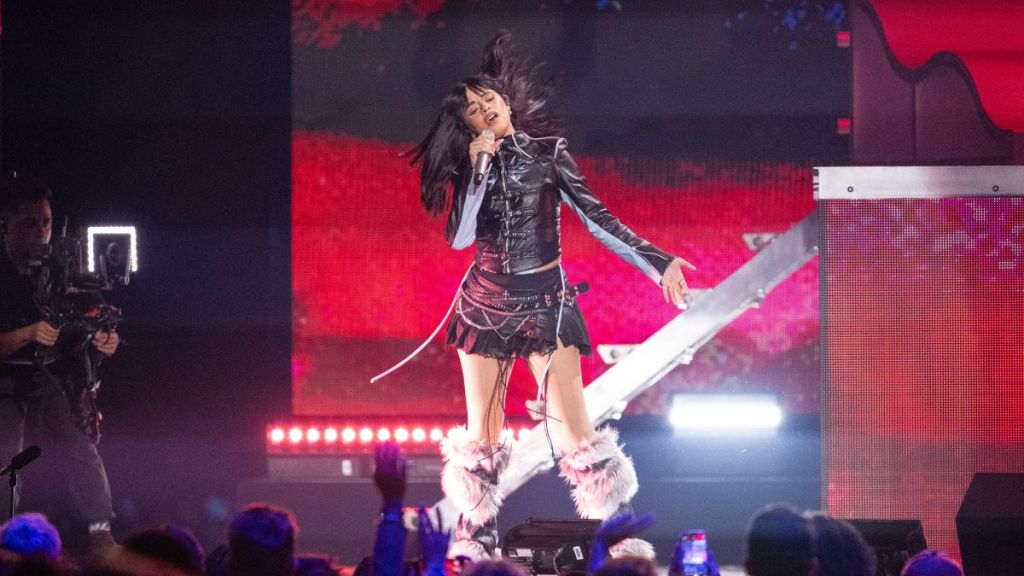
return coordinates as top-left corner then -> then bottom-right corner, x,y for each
445,265 -> 592,359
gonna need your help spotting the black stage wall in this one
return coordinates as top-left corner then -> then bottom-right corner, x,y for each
1,0 -> 292,548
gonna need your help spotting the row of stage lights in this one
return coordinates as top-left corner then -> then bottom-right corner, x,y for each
267,423 -> 534,454
267,395 -> 784,454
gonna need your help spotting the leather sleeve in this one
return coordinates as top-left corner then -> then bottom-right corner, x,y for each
555,141 -> 677,284
444,168 -> 482,249
444,175 -> 466,246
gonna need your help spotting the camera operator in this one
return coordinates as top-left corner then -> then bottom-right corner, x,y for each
0,174 -> 117,551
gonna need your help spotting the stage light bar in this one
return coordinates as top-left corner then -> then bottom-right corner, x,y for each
669,394 -> 783,432
87,226 -> 138,272
266,420 -> 535,454
270,428 -> 285,444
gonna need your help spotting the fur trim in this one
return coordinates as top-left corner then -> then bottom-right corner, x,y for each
559,427 -> 621,482
610,538 -> 656,560
559,427 -> 638,520
440,426 -> 509,472
448,538 -> 493,561
440,426 -> 509,526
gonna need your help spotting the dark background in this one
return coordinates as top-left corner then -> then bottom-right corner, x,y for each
2,0 -> 292,546
294,0 -> 850,161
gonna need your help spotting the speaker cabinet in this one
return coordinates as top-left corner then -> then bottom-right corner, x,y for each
846,519 -> 926,576
956,473 -> 1024,576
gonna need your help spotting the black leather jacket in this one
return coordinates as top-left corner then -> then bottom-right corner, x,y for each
445,131 -> 676,284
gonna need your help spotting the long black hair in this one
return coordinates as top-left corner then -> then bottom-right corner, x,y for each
405,30 -> 560,215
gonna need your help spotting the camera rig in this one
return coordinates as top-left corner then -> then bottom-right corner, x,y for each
31,219 -> 136,443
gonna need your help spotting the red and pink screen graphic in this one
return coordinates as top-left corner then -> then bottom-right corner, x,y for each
823,197 -> 1024,557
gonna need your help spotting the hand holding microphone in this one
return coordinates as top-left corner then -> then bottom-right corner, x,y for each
470,129 -> 502,185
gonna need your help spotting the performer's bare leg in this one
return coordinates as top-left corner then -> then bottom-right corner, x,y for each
444,351 -> 513,559
527,338 -> 595,448
529,340 -> 653,558
456,350 -> 510,446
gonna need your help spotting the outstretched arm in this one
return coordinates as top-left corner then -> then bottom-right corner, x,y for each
555,142 -> 694,306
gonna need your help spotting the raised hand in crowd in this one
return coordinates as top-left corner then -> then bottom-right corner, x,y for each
588,512 -> 655,573
417,507 -> 451,576
373,441 -> 407,507
373,441 -> 408,576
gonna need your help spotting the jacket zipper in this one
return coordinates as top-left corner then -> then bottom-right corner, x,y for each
499,151 -> 511,274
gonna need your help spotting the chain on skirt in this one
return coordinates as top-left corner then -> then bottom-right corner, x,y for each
445,264 -> 592,359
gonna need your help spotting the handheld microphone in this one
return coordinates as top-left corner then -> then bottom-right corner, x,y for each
473,129 -> 496,185
0,445 -> 41,475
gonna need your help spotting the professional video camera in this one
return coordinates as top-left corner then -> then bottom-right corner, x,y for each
40,219 -> 134,289
33,220 -> 136,332
31,219 -> 138,442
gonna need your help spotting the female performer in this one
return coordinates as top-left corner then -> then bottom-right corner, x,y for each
402,32 -> 693,560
